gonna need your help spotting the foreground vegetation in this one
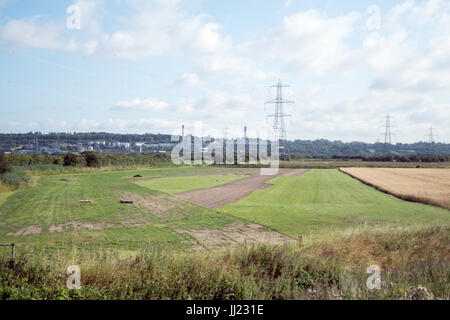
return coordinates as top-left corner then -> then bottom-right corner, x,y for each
0,225 -> 448,300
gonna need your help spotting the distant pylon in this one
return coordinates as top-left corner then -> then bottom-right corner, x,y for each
383,115 -> 392,154
34,136 -> 39,153
425,127 -> 437,153
265,80 -> 294,161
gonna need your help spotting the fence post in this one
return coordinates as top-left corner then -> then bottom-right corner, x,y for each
0,243 -> 16,261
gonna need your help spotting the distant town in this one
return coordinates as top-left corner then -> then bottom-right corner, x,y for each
0,132 -> 177,155
0,132 -> 449,158
8,138 -> 177,155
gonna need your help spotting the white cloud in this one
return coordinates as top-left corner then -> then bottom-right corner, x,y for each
236,10 -> 361,76
0,18 -> 75,51
179,17 -> 232,53
279,10 -> 360,74
114,98 -> 169,112
78,118 -> 102,130
0,0 -> 232,59
363,1 -> 450,94
73,0 -> 104,34
175,73 -> 201,87
195,54 -> 267,79
362,31 -> 411,72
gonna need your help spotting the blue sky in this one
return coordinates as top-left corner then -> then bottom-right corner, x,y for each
0,0 -> 449,143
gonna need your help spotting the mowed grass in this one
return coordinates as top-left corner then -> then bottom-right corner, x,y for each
135,175 -> 248,194
1,166 -> 448,254
0,167 -> 249,252
221,169 -> 450,237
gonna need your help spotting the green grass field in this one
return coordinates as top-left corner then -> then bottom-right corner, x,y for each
0,167 -> 256,253
0,167 -> 448,254
221,169 -> 450,237
136,175 -> 247,194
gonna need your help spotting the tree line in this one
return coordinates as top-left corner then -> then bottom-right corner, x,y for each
1,152 -> 173,169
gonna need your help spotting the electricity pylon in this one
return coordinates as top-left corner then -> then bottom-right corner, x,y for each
425,127 -> 437,154
265,80 -> 294,161
383,115 -> 393,154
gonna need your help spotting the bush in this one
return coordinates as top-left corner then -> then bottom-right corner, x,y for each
0,153 -> 12,174
63,153 -> 79,167
83,152 -> 100,167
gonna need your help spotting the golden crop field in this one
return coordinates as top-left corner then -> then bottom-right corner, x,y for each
340,168 -> 450,210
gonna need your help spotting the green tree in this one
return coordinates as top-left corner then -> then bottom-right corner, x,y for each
83,151 -> 100,167
63,153 -> 79,166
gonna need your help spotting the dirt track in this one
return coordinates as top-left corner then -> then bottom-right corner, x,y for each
177,169 -> 309,208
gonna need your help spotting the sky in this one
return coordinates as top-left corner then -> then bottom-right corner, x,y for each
0,0 -> 449,143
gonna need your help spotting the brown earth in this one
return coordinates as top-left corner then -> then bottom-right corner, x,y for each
176,168 -> 309,208
120,192 -> 188,221
48,220 -> 145,233
7,225 -> 42,237
177,222 -> 294,250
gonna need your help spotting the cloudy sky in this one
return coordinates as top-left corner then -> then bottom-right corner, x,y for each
0,0 -> 449,143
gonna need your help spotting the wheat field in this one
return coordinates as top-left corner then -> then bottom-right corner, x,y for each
341,168 -> 450,210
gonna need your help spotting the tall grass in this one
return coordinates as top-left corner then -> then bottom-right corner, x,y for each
0,170 -> 30,190
1,225 -> 448,300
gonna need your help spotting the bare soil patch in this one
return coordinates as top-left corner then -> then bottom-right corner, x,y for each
120,192 -> 187,220
48,219 -> 146,233
7,225 -> 42,237
49,221 -> 105,233
177,169 -> 309,208
177,222 -> 294,250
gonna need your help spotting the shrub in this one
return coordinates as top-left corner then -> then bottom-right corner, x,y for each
0,153 -> 12,174
83,152 -> 100,167
63,153 -> 79,167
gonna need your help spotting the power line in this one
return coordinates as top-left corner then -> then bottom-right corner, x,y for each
265,80 -> 294,161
